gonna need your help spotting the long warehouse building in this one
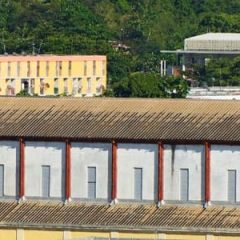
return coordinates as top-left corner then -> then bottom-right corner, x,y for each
0,97 -> 239,240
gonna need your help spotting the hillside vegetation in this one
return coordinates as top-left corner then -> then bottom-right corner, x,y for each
0,0 -> 240,96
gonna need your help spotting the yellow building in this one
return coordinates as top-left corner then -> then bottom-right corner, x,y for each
0,55 -> 107,96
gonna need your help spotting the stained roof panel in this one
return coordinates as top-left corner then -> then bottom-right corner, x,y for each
0,97 -> 239,142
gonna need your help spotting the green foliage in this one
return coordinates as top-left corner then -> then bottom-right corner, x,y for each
0,0 -> 239,97
109,72 -> 189,98
193,56 -> 240,87
16,90 -> 31,97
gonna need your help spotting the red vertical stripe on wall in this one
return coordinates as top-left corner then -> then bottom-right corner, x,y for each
19,138 -> 25,199
205,141 -> 211,203
158,142 -> 164,202
112,141 -> 117,200
65,140 -> 71,200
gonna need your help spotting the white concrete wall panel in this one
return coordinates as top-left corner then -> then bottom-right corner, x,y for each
117,144 -> 158,201
71,143 -> 111,200
0,141 -> 19,197
211,145 -> 240,202
25,141 -> 65,198
164,145 -> 205,202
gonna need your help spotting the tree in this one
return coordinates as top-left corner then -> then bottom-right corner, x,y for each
192,56 -> 240,87
109,72 -> 189,98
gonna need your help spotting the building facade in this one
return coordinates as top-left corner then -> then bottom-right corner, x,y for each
0,55 -> 107,96
0,97 -> 240,240
161,33 -> 240,86
187,87 -> 240,100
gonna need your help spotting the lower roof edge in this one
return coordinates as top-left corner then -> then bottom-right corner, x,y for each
0,223 -> 240,236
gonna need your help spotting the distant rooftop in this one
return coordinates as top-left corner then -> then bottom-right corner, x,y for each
185,33 -> 240,51
185,33 -> 240,41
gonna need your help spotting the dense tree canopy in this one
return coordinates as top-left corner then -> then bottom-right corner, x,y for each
109,72 -> 189,98
191,56 -> 240,87
0,0 -> 239,97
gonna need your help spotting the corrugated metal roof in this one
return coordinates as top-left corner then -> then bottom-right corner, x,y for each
184,33 -> 240,51
0,201 -> 240,234
185,33 -> 240,41
0,97 -> 240,142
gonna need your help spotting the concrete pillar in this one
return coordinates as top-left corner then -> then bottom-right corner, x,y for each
110,232 -> 119,239
16,229 -> 24,240
157,233 -> 166,240
63,231 -> 71,240
206,234 -> 214,240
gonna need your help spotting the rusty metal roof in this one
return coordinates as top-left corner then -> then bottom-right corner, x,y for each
0,201 -> 240,234
0,97 -> 240,142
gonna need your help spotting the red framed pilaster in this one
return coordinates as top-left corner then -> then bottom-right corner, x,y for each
158,142 -> 164,205
65,140 -> 71,202
111,141 -> 117,202
205,141 -> 211,205
19,138 -> 25,200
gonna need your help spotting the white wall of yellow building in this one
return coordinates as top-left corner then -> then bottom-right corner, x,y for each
0,229 -> 240,240
0,58 -> 107,96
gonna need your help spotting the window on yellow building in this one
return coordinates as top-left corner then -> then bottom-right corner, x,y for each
78,78 -> 82,94
87,77 -> 91,93
56,61 -> 59,77
7,62 -> 11,77
56,61 -> 62,77
54,78 -> 59,95
27,61 -> 30,77
102,60 -> 106,76
30,79 -> 35,94
46,62 -> 49,77
68,61 -> 72,77
96,77 -> 102,94
64,78 -> 68,94
72,78 -> 78,96
84,61 -> 87,76
40,78 -> 45,95
93,60 -> 96,76
59,61 -> 62,76
6,78 -> 15,96
17,62 -> 20,77
21,79 -> 29,94
37,61 -> 40,77
11,79 -> 16,95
